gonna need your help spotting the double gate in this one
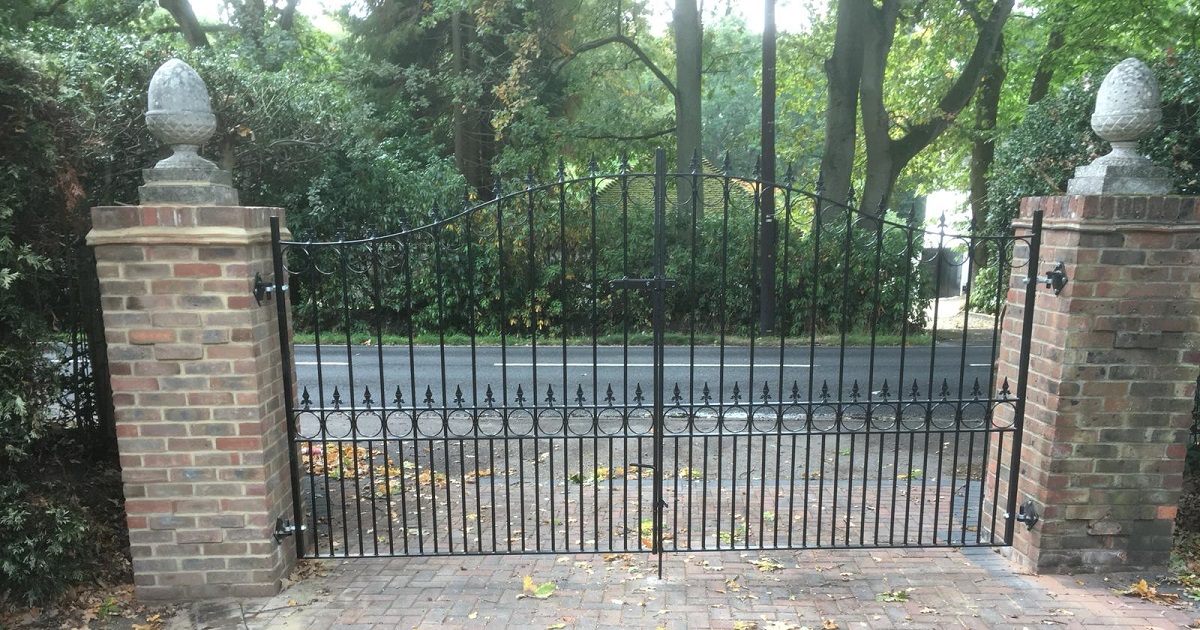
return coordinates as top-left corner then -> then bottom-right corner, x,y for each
271,150 -> 1041,565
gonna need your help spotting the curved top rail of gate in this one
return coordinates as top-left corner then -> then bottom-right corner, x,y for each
276,168 -> 1020,247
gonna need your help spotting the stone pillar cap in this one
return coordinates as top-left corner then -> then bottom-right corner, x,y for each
140,59 -> 239,206
1067,57 -> 1170,196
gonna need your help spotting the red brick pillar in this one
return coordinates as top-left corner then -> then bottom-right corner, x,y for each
88,205 -> 296,598
989,194 -> 1199,573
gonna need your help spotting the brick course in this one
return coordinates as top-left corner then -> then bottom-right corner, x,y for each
986,194 -> 1200,573
88,205 -> 296,599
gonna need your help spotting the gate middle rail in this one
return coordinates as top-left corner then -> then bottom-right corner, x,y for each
270,149 -> 1042,565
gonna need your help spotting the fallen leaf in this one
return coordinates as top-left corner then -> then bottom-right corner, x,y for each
750,557 -> 785,572
469,611 -> 478,619
1115,579 -> 1179,605
822,620 -> 839,629
875,588 -> 911,602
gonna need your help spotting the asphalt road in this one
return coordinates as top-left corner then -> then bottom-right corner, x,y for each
291,343 -> 1005,410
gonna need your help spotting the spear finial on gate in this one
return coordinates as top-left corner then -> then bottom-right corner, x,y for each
485,385 -> 495,407
331,386 -> 342,410
423,385 -> 435,408
545,384 -> 556,407
393,386 -> 405,407
588,154 -> 598,173
557,157 -> 566,182
879,380 -> 891,402
605,384 -> 615,406
731,381 -> 742,404
760,381 -> 771,404
516,384 -> 526,407
362,386 -> 374,408
690,149 -> 700,175
722,152 -> 732,175
784,163 -> 795,187
575,384 -> 586,407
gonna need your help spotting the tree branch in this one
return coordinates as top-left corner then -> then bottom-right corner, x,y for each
278,0 -> 299,30
34,0 -> 70,20
893,0 -> 1014,163
579,126 -> 676,141
553,34 -> 679,97
159,0 -> 210,49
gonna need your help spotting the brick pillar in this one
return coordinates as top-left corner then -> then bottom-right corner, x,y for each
88,205 -> 295,598
989,194 -> 1200,573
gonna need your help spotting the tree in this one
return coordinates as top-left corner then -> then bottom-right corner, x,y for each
818,0 -> 1013,211
552,0 -> 703,185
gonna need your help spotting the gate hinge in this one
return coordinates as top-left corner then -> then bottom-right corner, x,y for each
1005,500 -> 1039,530
1024,261 -> 1068,295
254,272 -> 289,306
273,517 -> 306,542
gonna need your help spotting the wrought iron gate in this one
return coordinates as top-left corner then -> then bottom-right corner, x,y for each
271,149 -> 1041,562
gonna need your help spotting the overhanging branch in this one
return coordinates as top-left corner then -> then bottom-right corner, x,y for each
553,34 -> 678,98
580,126 -> 676,141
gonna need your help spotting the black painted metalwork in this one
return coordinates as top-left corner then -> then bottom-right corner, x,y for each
271,154 -> 1041,560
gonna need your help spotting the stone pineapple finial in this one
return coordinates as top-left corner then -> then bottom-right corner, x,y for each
139,59 -> 239,206
1067,57 -> 1171,195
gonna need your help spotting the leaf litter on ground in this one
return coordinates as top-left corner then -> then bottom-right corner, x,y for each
1115,578 -> 1179,605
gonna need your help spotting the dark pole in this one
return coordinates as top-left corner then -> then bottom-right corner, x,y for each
759,0 -> 778,333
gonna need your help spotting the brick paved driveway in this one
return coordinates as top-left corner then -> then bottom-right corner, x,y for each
209,548 -> 1198,629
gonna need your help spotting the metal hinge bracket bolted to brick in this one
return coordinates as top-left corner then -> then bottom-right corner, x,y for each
1005,500 -> 1039,530
1024,261 -> 1069,295
273,517 -> 305,542
253,272 -> 288,306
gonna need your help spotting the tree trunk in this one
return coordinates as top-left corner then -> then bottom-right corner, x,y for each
1027,29 -> 1063,105
159,0 -> 209,49
859,0 -> 1014,214
968,35 -> 1005,281
858,0 -> 900,216
674,0 -> 703,213
819,0 -> 866,209
279,0 -> 299,31
451,12 -> 487,199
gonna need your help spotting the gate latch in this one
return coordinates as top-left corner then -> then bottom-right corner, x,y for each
1005,500 -> 1039,530
273,517 -> 306,542
254,272 -> 289,306
1027,261 -> 1068,295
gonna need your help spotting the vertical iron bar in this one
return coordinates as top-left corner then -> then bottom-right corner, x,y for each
336,237 -> 359,556
863,208 -> 887,545
366,239 -> 384,557
651,148 -> 668,576
433,218 -> 451,553
589,165 -> 601,553
403,232 -> 422,555
270,218 -> 306,558
891,209 -> 919,545
1004,209 -> 1043,543
557,168 -> 569,553
526,178 -> 540,553
495,186 -> 512,553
